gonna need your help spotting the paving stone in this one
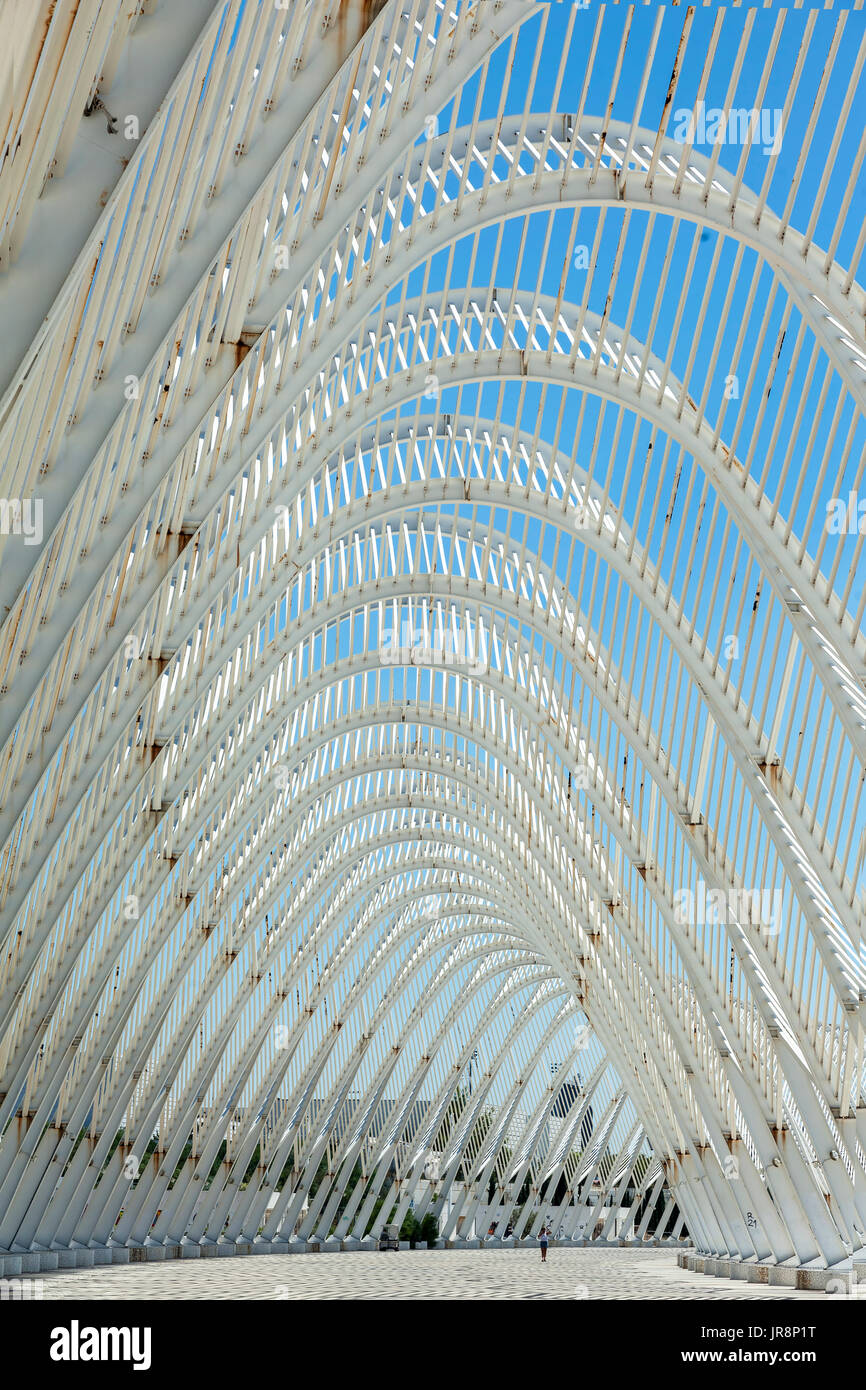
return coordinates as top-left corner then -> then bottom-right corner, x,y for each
34,1247 -> 828,1301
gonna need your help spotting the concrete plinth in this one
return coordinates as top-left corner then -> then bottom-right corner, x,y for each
684,1250 -> 855,1293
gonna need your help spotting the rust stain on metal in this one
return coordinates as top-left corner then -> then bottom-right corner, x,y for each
757,758 -> 780,792
335,0 -> 388,56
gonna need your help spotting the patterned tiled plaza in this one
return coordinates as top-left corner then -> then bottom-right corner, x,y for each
34,1248 -> 829,1301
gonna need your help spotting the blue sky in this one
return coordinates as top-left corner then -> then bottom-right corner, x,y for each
191,1 -> 865,1115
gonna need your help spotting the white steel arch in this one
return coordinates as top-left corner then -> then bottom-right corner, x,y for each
0,0 -> 864,1276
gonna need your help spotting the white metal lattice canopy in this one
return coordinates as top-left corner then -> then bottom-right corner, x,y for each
0,0 -> 864,1272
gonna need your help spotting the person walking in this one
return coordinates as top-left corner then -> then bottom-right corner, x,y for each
540,1225 -> 549,1263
